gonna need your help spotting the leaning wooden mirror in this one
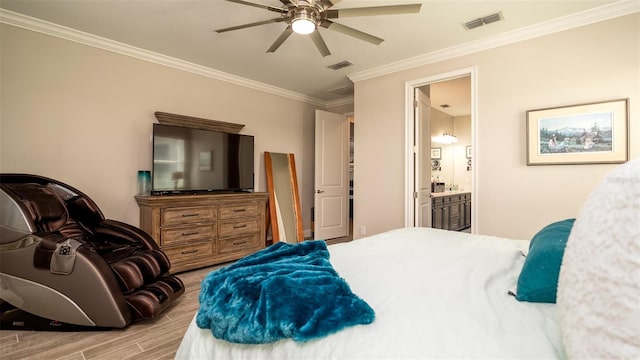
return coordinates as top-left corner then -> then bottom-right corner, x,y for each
264,152 -> 304,243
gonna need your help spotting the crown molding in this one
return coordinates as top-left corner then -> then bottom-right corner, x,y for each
0,8 -> 330,108
348,0 -> 639,83
326,96 -> 354,108
2,0 -> 636,107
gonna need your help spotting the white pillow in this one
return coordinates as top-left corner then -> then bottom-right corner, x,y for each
557,159 -> 640,359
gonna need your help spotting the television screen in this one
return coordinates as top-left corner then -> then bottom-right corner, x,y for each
152,124 -> 254,194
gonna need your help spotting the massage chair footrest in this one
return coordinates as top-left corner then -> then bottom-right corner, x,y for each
125,275 -> 185,321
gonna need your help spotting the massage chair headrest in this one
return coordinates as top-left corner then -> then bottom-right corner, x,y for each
3,183 -> 69,233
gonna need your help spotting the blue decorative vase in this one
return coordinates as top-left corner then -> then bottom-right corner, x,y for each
137,170 -> 151,195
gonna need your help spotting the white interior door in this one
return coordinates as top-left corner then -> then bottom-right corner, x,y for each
314,109 -> 349,240
415,87 -> 432,227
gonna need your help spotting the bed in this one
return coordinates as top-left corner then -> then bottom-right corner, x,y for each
176,160 -> 639,359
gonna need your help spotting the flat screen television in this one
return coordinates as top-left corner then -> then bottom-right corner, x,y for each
151,123 -> 254,194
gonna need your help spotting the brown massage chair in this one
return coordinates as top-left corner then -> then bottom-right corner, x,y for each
0,174 -> 184,330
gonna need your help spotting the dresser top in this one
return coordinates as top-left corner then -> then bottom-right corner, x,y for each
135,192 -> 269,206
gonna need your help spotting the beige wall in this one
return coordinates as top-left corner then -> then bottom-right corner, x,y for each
0,24 -> 321,229
354,14 -> 639,240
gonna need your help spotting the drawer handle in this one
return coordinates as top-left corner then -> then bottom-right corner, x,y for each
182,231 -> 199,236
181,249 -> 198,255
181,213 -> 199,218
233,240 -> 248,246
232,209 -> 247,213
233,224 -> 247,229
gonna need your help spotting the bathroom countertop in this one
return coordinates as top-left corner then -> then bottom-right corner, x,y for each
431,190 -> 471,197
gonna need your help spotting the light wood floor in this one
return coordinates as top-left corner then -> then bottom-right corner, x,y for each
0,237 -> 352,360
0,265 -> 214,360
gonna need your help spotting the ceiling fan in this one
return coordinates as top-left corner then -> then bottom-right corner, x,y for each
215,0 -> 422,57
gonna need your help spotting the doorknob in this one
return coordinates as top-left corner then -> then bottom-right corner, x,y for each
316,190 -> 325,194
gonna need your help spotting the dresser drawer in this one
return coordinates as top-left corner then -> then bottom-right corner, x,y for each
219,233 -> 261,255
163,241 -> 214,262
161,223 -> 215,246
218,218 -> 260,238
162,206 -> 215,226
219,202 -> 260,219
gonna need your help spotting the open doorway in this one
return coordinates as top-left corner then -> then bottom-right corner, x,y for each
404,67 -> 477,233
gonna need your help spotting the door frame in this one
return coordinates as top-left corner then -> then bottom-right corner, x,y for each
403,67 -> 478,232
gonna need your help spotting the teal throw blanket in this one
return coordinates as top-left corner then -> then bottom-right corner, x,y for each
196,240 -> 375,344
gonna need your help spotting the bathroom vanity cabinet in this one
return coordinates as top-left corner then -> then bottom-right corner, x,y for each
431,192 -> 471,231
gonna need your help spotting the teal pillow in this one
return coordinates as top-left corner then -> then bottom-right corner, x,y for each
516,218 -> 575,303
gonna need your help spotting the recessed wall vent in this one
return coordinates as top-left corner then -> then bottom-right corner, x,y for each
462,11 -> 503,30
327,61 -> 353,70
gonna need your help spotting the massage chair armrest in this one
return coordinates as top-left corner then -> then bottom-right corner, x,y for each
32,232 -> 74,269
93,219 -> 159,251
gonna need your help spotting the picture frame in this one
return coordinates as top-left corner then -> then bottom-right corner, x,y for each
430,147 -> 442,160
431,159 -> 441,171
526,98 -> 629,165
466,146 -> 472,159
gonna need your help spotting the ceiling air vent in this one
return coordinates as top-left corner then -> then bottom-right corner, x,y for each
328,86 -> 354,96
462,11 -> 504,30
327,61 -> 353,70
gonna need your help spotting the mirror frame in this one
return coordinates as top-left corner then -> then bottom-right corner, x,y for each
264,152 -> 304,243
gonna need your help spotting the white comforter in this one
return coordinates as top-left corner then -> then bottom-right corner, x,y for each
176,227 -> 566,359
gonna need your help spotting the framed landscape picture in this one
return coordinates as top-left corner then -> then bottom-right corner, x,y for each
526,99 -> 629,165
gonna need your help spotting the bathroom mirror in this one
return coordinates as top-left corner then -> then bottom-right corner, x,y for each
430,112 -> 471,191
264,152 -> 304,243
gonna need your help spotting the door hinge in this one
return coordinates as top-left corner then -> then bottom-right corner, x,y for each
413,99 -> 418,108
413,192 -> 418,199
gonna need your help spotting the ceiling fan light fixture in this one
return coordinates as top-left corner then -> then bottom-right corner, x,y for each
291,11 -> 316,35
218,0 -> 424,55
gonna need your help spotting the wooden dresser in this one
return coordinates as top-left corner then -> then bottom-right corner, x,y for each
135,192 -> 268,273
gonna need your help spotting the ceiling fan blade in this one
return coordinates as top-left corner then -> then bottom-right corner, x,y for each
215,18 -> 284,33
224,0 -> 287,13
327,4 -> 421,18
267,26 -> 293,53
278,0 -> 294,5
310,31 -> 331,57
322,20 -> 384,45
318,0 -> 341,9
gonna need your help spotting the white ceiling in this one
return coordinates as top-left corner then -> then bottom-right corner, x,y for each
0,0 -> 632,105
